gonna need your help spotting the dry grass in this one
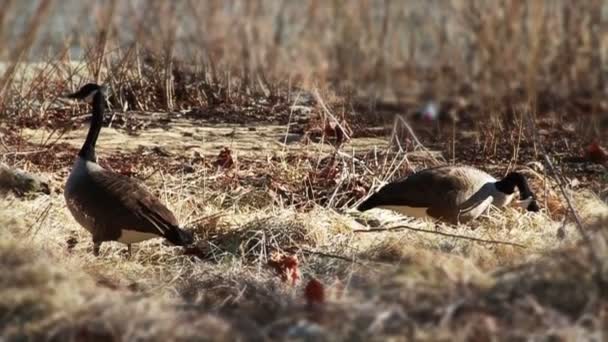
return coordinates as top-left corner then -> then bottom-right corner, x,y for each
1,1 -> 608,340
1,164 -> 607,340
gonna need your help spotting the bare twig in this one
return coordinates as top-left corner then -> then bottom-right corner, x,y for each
542,155 -> 602,268
390,115 -> 443,166
299,248 -> 392,266
313,88 -> 351,142
353,225 -> 527,249
92,0 -> 117,84
0,0 -> 54,110
299,248 -> 358,263
281,90 -> 301,151
523,106 -> 604,276
28,200 -> 53,237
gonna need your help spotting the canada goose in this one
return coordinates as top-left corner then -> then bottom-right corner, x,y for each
63,83 -> 193,256
414,101 -> 440,122
357,165 -> 540,224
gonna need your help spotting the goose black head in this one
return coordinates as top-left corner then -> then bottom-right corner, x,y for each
65,83 -> 108,104
495,171 -> 540,212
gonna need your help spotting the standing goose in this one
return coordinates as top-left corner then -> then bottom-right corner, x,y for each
357,165 -> 540,224
63,83 -> 193,256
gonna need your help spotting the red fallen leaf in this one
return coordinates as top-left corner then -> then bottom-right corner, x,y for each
215,147 -> 234,168
268,252 -> 300,286
304,278 -> 325,306
584,141 -> 608,164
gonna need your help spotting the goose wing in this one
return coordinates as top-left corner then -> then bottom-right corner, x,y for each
362,169 -> 467,210
76,168 -> 191,244
358,166 -> 496,223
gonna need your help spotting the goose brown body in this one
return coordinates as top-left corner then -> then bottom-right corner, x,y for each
357,165 -> 539,224
64,158 -> 191,246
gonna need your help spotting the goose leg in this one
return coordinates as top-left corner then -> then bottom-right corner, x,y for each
93,241 -> 101,256
127,244 -> 132,258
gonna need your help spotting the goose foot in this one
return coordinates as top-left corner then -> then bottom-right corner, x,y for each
93,241 -> 101,256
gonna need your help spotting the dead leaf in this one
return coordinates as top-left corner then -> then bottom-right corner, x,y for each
268,252 -> 300,286
215,147 -> 234,168
584,141 -> 607,164
304,278 -> 325,306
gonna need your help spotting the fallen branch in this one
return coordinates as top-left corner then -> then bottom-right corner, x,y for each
353,225 -> 527,249
299,248 -> 358,263
298,248 -> 393,266
523,108 -> 603,276
542,155 -> 603,270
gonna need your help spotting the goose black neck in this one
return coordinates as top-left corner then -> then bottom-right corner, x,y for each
78,92 -> 105,161
495,172 -> 534,199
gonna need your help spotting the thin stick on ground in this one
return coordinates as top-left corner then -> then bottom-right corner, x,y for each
353,225 -> 527,249
299,248 -> 358,264
28,200 -> 53,237
299,248 -> 393,266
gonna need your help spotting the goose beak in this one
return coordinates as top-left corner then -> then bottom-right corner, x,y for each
64,87 -> 89,100
63,90 -> 94,104
517,197 -> 540,212
527,200 -> 540,212
63,91 -> 79,99
517,197 -> 533,208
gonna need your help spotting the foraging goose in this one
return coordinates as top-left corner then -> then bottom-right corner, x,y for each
357,165 -> 540,224
63,83 -> 193,256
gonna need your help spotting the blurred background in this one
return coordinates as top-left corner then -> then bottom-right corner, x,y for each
0,0 -> 607,147
0,0 -> 608,114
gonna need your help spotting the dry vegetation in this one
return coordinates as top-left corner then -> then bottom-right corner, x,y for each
1,1 -> 608,341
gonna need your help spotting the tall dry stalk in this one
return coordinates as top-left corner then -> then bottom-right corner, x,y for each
0,0 -> 19,51
92,0 -> 117,84
0,0 -> 54,112
160,1 -> 177,110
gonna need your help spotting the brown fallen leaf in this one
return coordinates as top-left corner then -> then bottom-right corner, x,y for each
584,141 -> 607,164
304,278 -> 325,307
215,147 -> 234,168
323,119 -> 352,147
268,252 -> 300,286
